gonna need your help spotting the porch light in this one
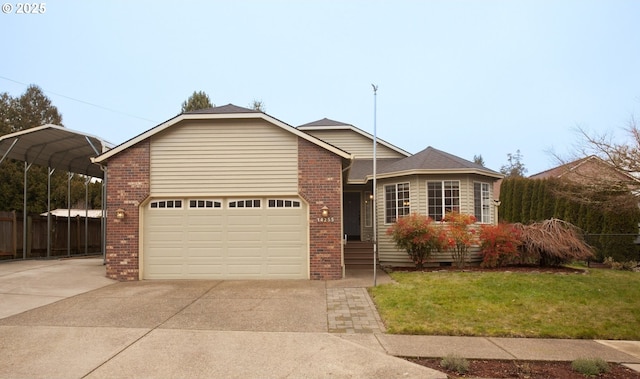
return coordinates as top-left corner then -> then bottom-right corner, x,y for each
115,208 -> 126,219
321,206 -> 329,218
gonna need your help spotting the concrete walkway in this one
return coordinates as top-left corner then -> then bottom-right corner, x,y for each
1,259 -> 639,378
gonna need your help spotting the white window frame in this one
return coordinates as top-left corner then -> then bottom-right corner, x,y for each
427,180 -> 460,221
474,182 -> 491,223
384,182 -> 410,224
228,199 -> 262,209
149,199 -> 183,209
268,199 -> 301,208
189,199 -> 222,209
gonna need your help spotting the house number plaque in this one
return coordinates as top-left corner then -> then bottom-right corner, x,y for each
317,217 -> 335,223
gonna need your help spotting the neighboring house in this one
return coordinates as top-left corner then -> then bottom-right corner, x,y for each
94,104 -> 503,281
529,155 -> 635,185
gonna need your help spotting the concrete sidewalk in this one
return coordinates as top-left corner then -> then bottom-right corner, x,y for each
1,259 -> 639,378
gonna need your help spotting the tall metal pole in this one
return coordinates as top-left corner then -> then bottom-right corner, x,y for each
372,84 -> 378,287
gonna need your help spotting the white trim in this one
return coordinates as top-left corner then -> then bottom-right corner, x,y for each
298,124 -> 411,157
93,112 -> 352,163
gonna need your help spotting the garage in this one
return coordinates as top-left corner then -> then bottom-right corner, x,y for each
143,197 -> 309,279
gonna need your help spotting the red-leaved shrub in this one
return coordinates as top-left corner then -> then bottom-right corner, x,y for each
479,223 -> 522,268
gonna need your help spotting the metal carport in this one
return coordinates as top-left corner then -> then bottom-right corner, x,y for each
0,124 -> 112,259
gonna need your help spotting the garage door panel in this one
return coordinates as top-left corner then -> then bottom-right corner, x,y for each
144,197 -> 308,279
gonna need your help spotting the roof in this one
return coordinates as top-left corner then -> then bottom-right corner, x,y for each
297,118 -> 411,157
184,104 -> 260,114
347,146 -> 503,183
0,124 -> 112,178
529,155 -> 640,185
298,118 -> 351,127
94,104 -> 352,163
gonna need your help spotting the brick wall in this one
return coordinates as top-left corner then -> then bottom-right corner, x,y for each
298,138 -> 344,280
105,140 -> 150,281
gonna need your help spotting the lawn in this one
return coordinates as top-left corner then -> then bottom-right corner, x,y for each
369,268 -> 640,339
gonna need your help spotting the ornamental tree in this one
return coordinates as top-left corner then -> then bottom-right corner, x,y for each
442,212 -> 478,268
386,213 -> 447,269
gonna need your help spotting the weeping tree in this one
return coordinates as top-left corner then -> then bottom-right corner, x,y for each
514,218 -> 594,266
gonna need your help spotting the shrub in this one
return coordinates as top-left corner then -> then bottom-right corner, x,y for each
479,223 -> 522,268
514,218 -> 595,266
571,357 -> 609,376
442,212 -> 478,268
440,354 -> 469,374
386,213 -> 447,269
604,256 -> 640,271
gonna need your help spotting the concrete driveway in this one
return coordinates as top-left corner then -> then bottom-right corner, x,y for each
0,258 -> 444,379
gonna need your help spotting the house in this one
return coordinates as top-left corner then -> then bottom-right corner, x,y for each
93,104 -> 502,281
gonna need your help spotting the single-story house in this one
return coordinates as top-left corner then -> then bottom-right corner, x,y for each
93,104 -> 502,281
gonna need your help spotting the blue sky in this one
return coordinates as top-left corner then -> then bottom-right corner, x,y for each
2,0 -> 639,175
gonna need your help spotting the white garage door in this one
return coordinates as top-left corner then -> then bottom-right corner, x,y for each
143,198 -> 308,279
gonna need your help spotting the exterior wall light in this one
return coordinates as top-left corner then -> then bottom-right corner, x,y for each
321,206 -> 329,218
115,208 -> 126,219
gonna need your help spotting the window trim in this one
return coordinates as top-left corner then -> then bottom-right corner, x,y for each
228,199 -> 262,209
189,199 -> 222,209
384,182 -> 411,224
149,199 -> 183,209
426,180 -> 460,221
474,181 -> 491,223
268,199 -> 302,208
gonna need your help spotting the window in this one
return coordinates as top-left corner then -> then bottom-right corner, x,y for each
150,200 -> 183,209
229,199 -> 261,208
268,199 -> 301,208
474,182 -> 491,223
427,181 -> 460,221
385,183 -> 410,223
364,191 -> 373,227
189,200 -> 222,209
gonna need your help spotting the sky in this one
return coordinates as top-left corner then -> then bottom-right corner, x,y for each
2,0 -> 639,175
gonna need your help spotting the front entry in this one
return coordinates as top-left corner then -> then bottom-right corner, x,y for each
343,192 -> 361,241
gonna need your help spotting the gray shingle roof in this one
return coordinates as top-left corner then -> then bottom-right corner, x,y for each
347,146 -> 501,183
380,146 -> 494,173
184,104 -> 259,114
298,118 -> 352,127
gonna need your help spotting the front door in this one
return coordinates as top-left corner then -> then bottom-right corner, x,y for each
343,192 -> 361,241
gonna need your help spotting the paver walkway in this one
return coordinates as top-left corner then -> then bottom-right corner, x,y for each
327,287 -> 385,334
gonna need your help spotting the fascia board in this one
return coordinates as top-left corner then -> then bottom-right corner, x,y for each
94,112 -> 352,163
298,124 -> 411,157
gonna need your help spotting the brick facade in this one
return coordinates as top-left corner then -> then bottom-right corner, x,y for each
105,140 -> 150,281
104,136 -> 343,281
298,138 -> 344,280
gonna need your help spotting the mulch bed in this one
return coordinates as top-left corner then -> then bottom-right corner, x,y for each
387,264 -> 587,274
408,358 -> 640,378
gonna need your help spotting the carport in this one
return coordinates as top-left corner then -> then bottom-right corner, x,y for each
0,124 -> 112,259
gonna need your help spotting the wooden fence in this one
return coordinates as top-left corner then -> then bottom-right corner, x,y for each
0,211 -> 102,259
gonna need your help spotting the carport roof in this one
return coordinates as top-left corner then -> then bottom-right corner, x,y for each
0,124 -> 113,178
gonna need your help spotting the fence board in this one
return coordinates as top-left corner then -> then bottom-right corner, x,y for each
0,211 -> 102,259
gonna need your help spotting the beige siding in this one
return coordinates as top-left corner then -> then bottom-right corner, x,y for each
150,119 -> 298,195
304,129 -> 405,159
377,174 -> 497,267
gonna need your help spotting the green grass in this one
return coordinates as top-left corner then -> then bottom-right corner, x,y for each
369,269 -> 640,339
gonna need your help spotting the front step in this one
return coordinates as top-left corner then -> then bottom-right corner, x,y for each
344,241 -> 376,269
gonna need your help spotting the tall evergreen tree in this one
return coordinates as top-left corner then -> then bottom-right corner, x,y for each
181,90 -> 213,112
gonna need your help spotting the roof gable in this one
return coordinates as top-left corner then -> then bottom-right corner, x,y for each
184,104 -> 259,114
297,119 -> 410,158
94,105 -> 351,163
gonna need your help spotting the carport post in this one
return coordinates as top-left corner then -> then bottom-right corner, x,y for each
22,161 -> 33,259
67,172 -> 74,257
84,176 -> 91,255
47,167 -> 55,258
